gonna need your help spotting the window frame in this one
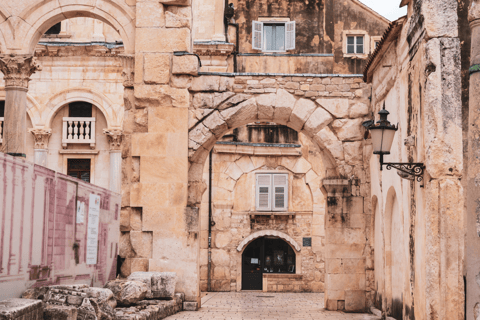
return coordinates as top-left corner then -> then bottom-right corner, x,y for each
255,172 -> 289,212
346,35 -> 364,54
63,155 -> 95,185
252,19 -> 295,53
342,30 -> 369,58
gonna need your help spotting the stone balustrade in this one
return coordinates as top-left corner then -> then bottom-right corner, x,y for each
62,117 -> 96,148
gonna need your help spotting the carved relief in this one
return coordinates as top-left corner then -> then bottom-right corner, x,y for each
0,54 -> 42,89
29,128 -> 52,149
104,129 -> 123,150
119,54 -> 135,88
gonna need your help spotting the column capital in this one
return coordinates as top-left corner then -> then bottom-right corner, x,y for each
119,54 -> 135,89
0,54 -> 42,89
104,129 -> 124,150
470,0 -> 480,23
28,128 -> 51,149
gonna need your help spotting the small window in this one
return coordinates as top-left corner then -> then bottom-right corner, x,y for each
67,159 -> 91,183
45,23 -> 61,35
69,102 -> 92,118
374,41 -> 380,49
347,36 -> 364,54
252,21 -> 295,52
0,101 -> 4,117
256,173 -> 288,211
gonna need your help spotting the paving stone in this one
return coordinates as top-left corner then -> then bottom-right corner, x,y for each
164,292 -> 381,320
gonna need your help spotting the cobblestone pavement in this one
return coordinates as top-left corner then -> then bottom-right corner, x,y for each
165,292 -> 381,320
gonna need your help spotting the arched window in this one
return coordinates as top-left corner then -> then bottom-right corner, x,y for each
45,23 -> 61,35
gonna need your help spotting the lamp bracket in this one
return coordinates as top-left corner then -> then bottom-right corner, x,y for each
383,162 -> 425,182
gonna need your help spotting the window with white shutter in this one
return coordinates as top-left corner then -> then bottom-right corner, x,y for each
272,174 -> 288,211
252,20 -> 295,52
285,21 -> 295,51
252,21 -> 263,51
256,173 -> 288,211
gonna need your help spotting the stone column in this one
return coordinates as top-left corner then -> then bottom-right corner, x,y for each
0,55 -> 41,157
104,129 -> 123,194
28,129 -> 51,167
467,4 -> 480,319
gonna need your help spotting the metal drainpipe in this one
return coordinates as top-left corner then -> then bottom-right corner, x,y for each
207,148 -> 213,292
228,23 -> 239,73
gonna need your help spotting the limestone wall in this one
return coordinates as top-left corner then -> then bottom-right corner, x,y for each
198,133 -> 327,292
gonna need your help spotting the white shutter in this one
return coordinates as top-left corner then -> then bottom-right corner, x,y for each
285,21 -> 296,51
272,174 -> 288,211
252,21 -> 263,51
256,174 -> 271,211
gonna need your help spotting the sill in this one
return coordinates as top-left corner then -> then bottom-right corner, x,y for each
59,150 -> 99,154
42,34 -> 73,39
343,53 -> 368,60
263,273 -> 302,279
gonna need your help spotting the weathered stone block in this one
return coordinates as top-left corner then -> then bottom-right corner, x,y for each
43,305 -> 77,320
172,55 -> 198,76
183,302 -> 198,311
0,299 -> 43,320
274,89 -> 296,123
345,290 -> 366,312
191,76 -> 220,91
136,2 -> 165,28
316,98 -> 349,118
151,272 -> 177,299
165,6 -> 191,28
136,28 -> 190,53
303,107 -> 333,136
288,98 -> 317,131
144,53 -> 170,84
104,280 -> 148,306
220,98 -> 257,128
331,119 -> 364,141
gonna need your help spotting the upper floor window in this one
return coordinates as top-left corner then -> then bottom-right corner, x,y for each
69,102 -> 92,118
347,36 -> 364,54
0,101 -> 4,117
256,173 -> 288,212
67,158 -> 91,182
252,21 -> 295,52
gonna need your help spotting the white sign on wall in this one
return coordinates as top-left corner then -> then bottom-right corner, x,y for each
76,201 -> 85,223
86,193 -> 101,265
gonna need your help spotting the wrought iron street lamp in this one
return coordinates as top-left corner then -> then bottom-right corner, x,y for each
368,106 -> 425,182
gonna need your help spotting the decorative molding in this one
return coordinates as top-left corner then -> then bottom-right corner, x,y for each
104,129 -> 123,150
28,128 -> 52,149
35,44 -> 124,58
194,42 -> 235,56
236,230 -> 301,252
119,54 -> 135,88
0,55 -> 42,89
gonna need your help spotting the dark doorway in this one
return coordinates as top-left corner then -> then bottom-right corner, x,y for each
241,237 -> 296,291
67,159 -> 91,182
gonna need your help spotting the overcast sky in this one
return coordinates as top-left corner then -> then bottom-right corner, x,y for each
358,0 -> 407,21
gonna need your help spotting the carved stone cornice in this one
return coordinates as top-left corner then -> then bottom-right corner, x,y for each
119,54 -> 135,89
193,42 -> 235,56
104,129 -> 123,150
0,54 -> 42,89
28,128 -> 52,149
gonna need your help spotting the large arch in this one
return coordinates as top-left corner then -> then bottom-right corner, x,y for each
0,5 -> 11,53
13,0 -> 135,54
43,87 -> 122,129
237,230 -> 302,252
188,89 -> 351,206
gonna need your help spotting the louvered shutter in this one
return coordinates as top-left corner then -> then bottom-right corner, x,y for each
252,21 -> 264,51
272,174 -> 288,211
285,21 -> 296,51
256,174 -> 271,211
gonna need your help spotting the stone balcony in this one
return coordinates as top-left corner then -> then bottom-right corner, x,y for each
62,117 -> 96,149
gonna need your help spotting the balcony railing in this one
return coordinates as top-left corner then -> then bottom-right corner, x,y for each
0,117 -> 3,144
62,117 -> 96,149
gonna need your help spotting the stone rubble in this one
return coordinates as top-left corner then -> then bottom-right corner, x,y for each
5,272 -> 182,320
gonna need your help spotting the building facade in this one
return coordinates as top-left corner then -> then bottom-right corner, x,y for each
0,0 -> 473,319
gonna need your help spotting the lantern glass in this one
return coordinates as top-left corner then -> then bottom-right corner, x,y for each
371,127 -> 396,154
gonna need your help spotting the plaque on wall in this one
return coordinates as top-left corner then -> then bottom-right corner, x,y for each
303,237 -> 312,247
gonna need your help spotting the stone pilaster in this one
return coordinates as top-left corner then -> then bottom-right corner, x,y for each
0,55 -> 41,157
467,4 -> 480,320
104,129 -> 123,194
28,128 -> 51,167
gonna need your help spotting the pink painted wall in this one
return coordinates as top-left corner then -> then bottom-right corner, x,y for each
0,153 -> 120,299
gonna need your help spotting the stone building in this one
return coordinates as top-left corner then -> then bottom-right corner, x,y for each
0,0 -> 475,319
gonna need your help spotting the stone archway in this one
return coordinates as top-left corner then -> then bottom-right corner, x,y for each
187,75 -> 372,312
237,230 -> 302,252
12,0 -> 135,54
